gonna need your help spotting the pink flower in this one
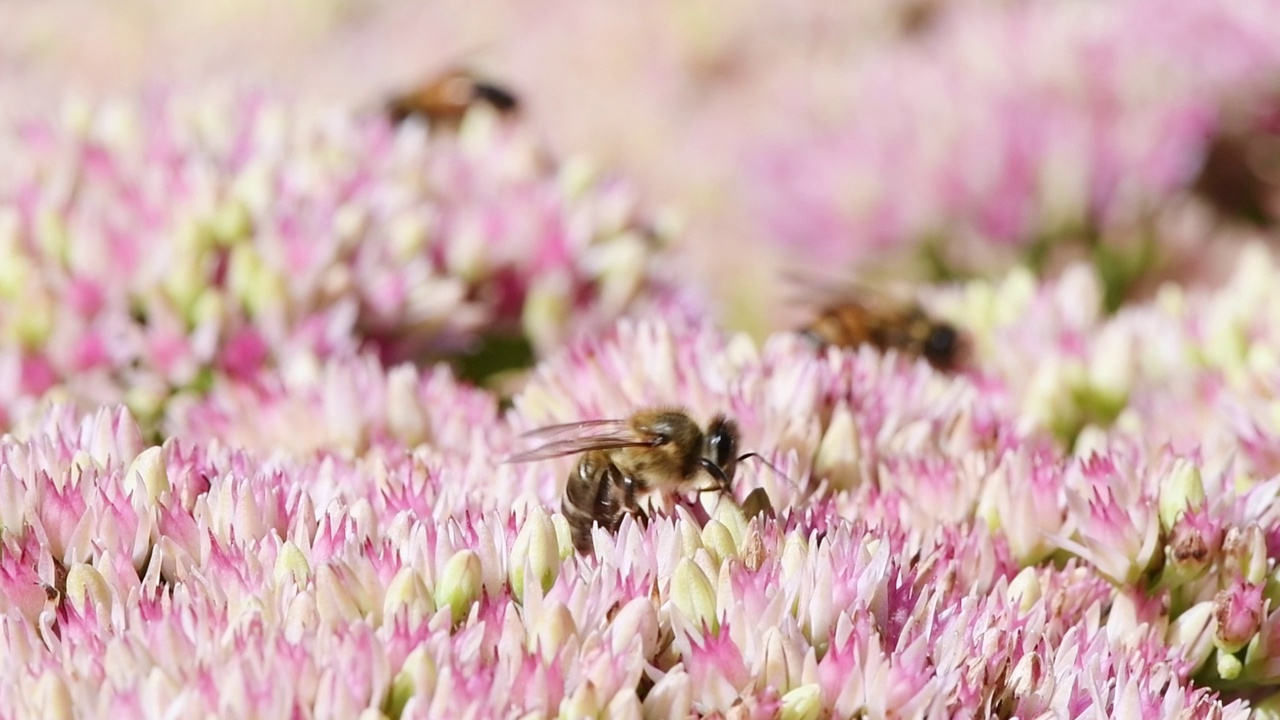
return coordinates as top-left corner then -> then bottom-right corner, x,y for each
1215,580 -> 1264,654
747,0 -> 1280,275
0,91 -> 693,433
1057,447 -> 1162,585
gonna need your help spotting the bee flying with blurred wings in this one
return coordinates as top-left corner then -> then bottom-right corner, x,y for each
384,68 -> 520,127
785,268 -> 969,372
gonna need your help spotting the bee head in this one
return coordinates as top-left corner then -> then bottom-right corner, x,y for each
703,414 -> 741,487
472,81 -> 520,113
922,323 -> 961,369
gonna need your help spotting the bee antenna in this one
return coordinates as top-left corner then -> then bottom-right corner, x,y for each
734,452 -> 796,488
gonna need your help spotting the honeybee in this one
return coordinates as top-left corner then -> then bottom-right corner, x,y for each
506,409 -> 764,555
803,300 -> 964,371
384,69 -> 520,127
787,272 -> 967,372
1191,123 -> 1280,226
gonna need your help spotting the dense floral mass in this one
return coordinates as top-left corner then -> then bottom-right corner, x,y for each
3,260 -> 1280,716
0,90 -> 688,434
4,0 -> 1280,716
748,0 -> 1280,278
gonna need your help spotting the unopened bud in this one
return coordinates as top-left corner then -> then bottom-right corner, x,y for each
551,514 -> 574,561
522,275 -> 573,354
65,563 -> 111,615
315,565 -> 362,625
1085,324 -> 1135,413
610,597 -> 659,658
1007,567 -> 1043,613
779,684 -> 822,720
713,500 -> 748,547
671,558 -> 718,634
434,550 -> 483,625
510,507 -> 561,602
558,680 -> 602,720
1217,649 -> 1244,681
603,689 -> 642,720
31,670 -> 73,720
641,669 -> 691,720
384,567 -> 435,625
274,541 -> 312,586
814,403 -> 860,491
1167,601 -> 1217,675
384,647 -> 437,720
530,602 -> 578,662
700,520 -> 737,567
780,535 -> 808,584
1158,460 -> 1205,532
125,446 -> 170,505
386,365 -> 429,447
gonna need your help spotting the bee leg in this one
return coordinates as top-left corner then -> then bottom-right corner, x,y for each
630,504 -> 650,527
698,458 -> 731,493
621,474 -> 650,527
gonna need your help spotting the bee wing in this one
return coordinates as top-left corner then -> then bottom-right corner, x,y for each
778,265 -> 911,312
505,419 -> 655,464
517,418 -> 631,441
504,436 -> 658,464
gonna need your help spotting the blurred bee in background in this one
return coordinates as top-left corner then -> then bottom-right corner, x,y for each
1190,119 -> 1280,228
507,409 -> 775,554
384,68 -> 521,127
786,270 -> 968,372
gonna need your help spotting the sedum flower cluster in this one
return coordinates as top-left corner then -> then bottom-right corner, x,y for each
0,90 -> 687,434
746,0 -> 1280,281
2,3 -> 1280,713
7,236 -> 1280,715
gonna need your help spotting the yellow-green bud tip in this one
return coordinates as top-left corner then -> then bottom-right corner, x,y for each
779,684 -> 823,720
435,549 -> 483,625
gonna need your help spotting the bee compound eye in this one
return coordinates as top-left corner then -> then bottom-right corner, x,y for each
925,325 -> 958,358
474,82 -> 519,112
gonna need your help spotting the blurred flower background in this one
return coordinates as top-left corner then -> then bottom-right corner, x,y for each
3,0 -> 1280,717
10,0 -> 1274,327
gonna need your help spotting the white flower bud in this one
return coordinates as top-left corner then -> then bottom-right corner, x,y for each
384,567 -> 435,626
65,563 -> 112,616
530,602 -> 578,662
700,520 -> 737,567
510,507 -> 561,602
641,670 -> 691,720
1158,460 -> 1205,532
434,550 -> 482,625
814,402 -> 860,491
671,558 -> 718,633
33,670 -> 74,720
610,597 -> 659,658
558,680 -> 602,719
274,541 -> 312,586
780,684 -> 823,720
